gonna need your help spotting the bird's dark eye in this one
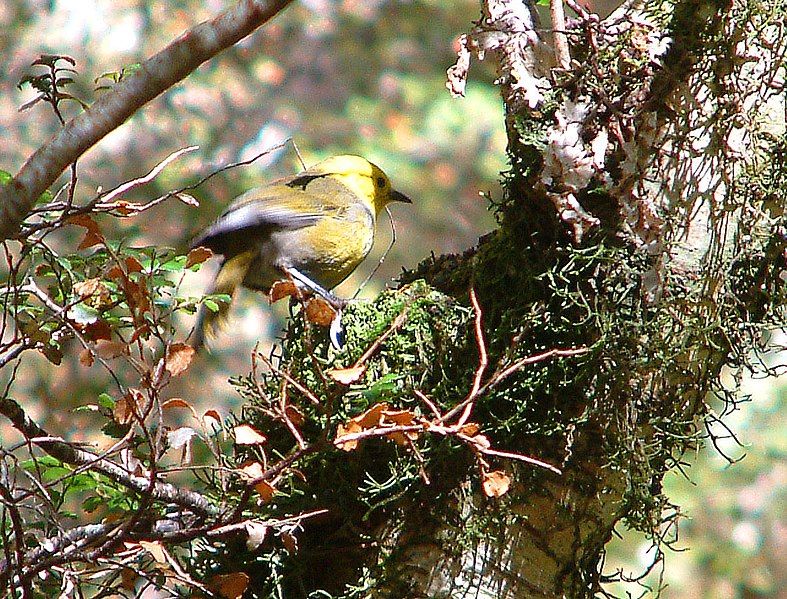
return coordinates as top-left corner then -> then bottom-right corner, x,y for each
376,176 -> 386,188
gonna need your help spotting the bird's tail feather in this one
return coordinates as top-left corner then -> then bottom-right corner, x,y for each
192,253 -> 253,350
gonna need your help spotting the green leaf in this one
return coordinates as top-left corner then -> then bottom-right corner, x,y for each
97,393 -> 115,409
82,495 -> 105,513
362,373 -> 405,401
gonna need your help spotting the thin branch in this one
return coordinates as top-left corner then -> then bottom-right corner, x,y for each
0,0 -> 295,240
457,287 -> 488,427
0,395 -> 219,517
550,0 -> 571,69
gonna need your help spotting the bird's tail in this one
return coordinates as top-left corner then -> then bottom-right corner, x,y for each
192,253 -> 253,350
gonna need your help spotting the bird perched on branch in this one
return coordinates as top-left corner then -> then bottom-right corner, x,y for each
190,155 -> 411,349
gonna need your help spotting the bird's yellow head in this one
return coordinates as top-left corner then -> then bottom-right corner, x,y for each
311,155 -> 411,214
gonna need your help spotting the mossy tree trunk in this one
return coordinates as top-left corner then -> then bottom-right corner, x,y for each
231,1 -> 787,597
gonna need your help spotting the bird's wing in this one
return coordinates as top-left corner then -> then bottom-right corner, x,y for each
191,185 -> 330,255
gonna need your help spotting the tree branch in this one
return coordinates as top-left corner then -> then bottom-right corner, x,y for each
0,0 -> 294,241
0,395 -> 220,517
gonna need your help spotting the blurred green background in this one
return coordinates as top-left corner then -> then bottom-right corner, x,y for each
0,2 -> 783,597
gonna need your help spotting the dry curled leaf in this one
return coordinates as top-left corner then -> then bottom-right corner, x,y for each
284,405 -> 305,427
234,424 -> 267,445
78,348 -> 94,367
207,572 -> 250,599
459,422 -> 480,436
138,540 -> 167,563
165,342 -> 195,376
245,521 -> 269,551
381,409 -> 419,445
382,409 -> 415,426
326,365 -> 366,385
78,229 -> 104,250
94,339 -> 127,359
335,421 -> 363,451
82,319 -> 112,342
269,280 -> 298,303
203,409 -> 222,431
254,480 -> 276,503
125,256 -> 144,273
185,246 -> 213,268
73,278 -> 111,306
113,390 -> 144,424
355,403 -> 388,428
162,397 -> 191,410
304,297 -> 336,327
482,470 -> 511,498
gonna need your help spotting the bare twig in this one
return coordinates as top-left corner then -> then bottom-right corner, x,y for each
457,287 -> 488,427
0,395 -> 219,517
550,0 -> 572,69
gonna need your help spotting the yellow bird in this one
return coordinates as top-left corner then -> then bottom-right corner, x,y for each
190,155 -> 411,348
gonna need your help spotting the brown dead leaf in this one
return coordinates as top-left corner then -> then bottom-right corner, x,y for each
334,421 -> 362,451
94,339 -> 127,359
78,229 -> 104,250
459,423 -> 481,436
73,278 -> 111,306
280,531 -> 298,554
113,390 -> 143,424
138,540 -> 167,563
355,403 -> 388,429
78,348 -> 94,367
203,409 -> 222,431
185,246 -> 213,268
335,403 -> 394,450
304,297 -> 336,327
233,425 -> 267,445
482,470 -> 511,498
165,343 -> 195,376
162,398 -> 190,410
66,214 -> 98,230
326,365 -> 366,385
254,480 -> 276,503
125,256 -> 144,273
68,214 -> 104,250
269,280 -> 298,303
237,460 -> 264,480
207,572 -> 250,599
82,319 -> 112,342
382,409 -> 415,426
106,265 -> 124,280
284,405 -> 305,427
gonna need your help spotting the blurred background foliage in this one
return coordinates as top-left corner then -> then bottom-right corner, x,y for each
0,2 -> 783,597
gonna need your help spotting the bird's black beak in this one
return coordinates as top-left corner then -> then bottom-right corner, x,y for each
391,190 -> 412,204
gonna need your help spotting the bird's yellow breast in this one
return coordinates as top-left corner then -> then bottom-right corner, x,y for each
277,204 -> 375,289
